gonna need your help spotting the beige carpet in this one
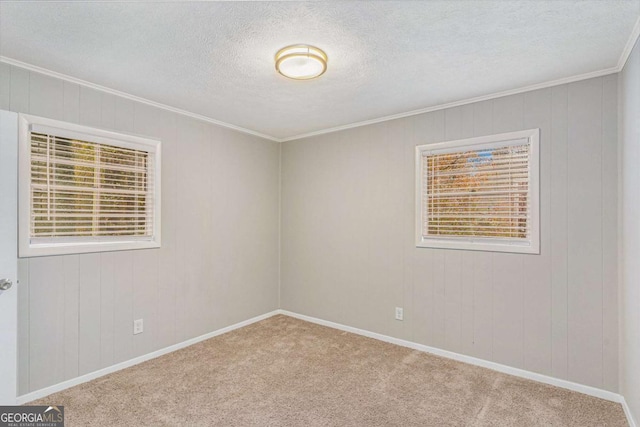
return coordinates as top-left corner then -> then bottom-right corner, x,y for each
31,315 -> 627,426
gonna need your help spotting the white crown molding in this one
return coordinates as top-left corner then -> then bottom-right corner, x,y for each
280,66 -> 619,142
618,15 -> 640,71
3,14 -> 639,143
0,56 -> 280,143
282,16 -> 640,142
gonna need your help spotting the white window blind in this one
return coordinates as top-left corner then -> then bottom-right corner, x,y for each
30,132 -> 154,240
19,114 -> 161,257
415,129 -> 539,254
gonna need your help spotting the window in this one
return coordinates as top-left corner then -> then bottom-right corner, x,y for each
415,129 -> 539,254
18,114 -> 161,257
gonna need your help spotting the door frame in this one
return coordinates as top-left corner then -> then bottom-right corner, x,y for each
0,110 -> 19,405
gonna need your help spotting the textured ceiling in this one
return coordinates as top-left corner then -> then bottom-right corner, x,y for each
1,1 -> 639,140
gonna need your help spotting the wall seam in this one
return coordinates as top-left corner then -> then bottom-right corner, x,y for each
278,142 -> 282,310
601,77 -> 605,389
26,68 -> 32,393
27,261 -> 31,393
565,85 -> 569,380
521,95 -> 525,369
617,57 -> 623,399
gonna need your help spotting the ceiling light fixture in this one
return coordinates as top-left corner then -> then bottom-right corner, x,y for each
275,45 -> 328,80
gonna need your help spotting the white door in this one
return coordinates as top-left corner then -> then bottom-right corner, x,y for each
0,110 -> 18,405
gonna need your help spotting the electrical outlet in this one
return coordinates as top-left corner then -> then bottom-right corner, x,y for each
133,319 -> 144,335
395,307 -> 404,321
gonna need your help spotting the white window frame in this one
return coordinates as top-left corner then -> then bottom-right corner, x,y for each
415,129 -> 540,254
18,113 -> 162,257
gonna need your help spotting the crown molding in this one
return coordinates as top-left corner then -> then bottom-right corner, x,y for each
282,15 -> 640,142
617,15 -> 640,71
3,11 -> 640,144
0,56 -> 281,142
280,66 -> 619,142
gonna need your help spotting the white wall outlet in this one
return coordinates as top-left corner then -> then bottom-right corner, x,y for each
133,319 -> 144,335
395,307 -> 404,321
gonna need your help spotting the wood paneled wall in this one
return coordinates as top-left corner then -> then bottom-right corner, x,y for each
280,75 -> 619,392
0,64 -> 281,395
620,37 -> 640,421
0,62 -> 620,396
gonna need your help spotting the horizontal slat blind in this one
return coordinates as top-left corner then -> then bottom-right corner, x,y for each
422,142 -> 531,240
30,132 -> 154,239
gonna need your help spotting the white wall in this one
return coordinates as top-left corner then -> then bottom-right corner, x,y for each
0,63 -> 281,395
620,38 -> 640,424
281,76 -> 619,392
0,59 -> 627,402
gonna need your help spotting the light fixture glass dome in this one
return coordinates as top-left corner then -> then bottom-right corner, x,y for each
275,45 -> 327,80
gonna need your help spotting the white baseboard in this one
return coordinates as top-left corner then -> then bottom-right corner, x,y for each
622,396 -> 638,427
277,310 -> 624,404
17,307 -> 636,427
17,310 -> 281,405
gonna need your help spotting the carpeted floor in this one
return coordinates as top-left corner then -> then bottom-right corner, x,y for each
31,315 -> 627,426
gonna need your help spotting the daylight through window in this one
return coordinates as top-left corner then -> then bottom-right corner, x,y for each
416,129 -> 539,254
19,115 -> 161,257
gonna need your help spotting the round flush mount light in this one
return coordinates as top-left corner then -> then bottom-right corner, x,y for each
275,44 -> 328,80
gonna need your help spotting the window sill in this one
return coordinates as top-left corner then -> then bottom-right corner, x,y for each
19,239 -> 161,258
416,237 -> 539,254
